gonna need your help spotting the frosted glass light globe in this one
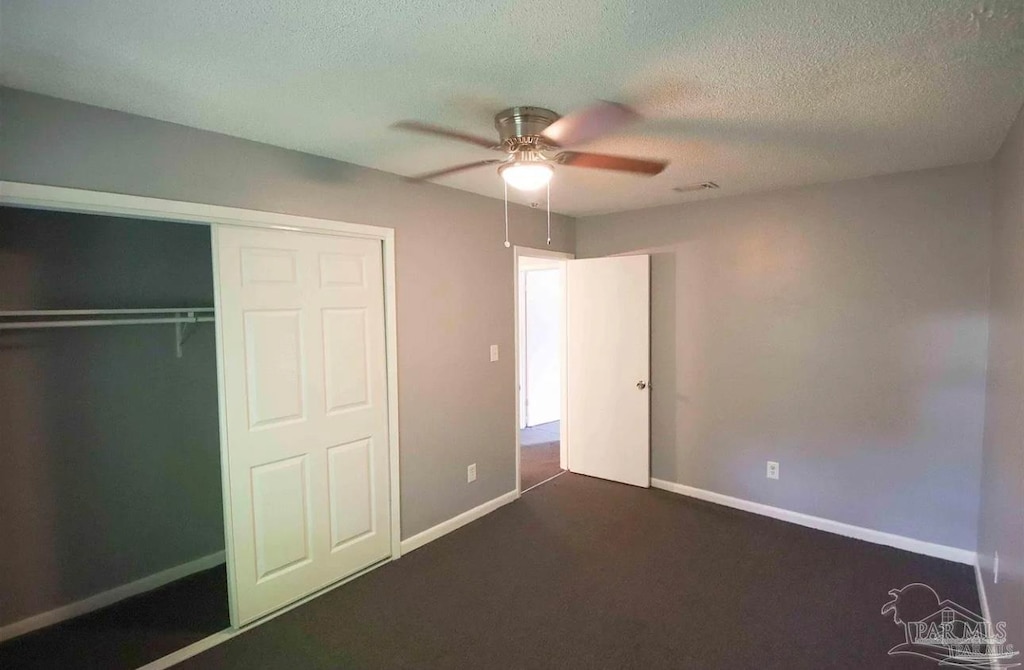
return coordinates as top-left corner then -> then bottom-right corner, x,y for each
500,162 -> 554,191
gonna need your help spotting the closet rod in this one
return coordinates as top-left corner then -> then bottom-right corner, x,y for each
0,308 -> 215,317
0,316 -> 215,330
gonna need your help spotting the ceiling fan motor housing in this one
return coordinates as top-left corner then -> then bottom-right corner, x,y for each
495,106 -> 560,152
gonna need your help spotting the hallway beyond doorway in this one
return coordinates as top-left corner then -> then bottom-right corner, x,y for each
520,421 -> 564,491
521,421 -> 560,446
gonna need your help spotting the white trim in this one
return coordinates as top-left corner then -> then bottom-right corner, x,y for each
136,629 -> 238,670
517,269 -> 528,430
513,245 -> 573,496
210,228 -> 241,627
383,234 -> 402,561
0,551 -> 225,643
0,182 -> 394,240
0,181 -> 403,622
973,558 -> 997,670
521,469 -> 567,494
400,490 -> 518,555
975,557 -> 993,629
651,478 -> 976,565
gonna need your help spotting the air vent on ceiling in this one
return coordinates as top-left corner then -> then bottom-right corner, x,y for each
673,181 -> 719,193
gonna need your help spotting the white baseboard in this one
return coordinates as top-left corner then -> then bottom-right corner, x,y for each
0,550 -> 226,643
137,627 -> 238,670
651,478 -> 975,565
975,556 -> 993,623
400,490 -> 518,555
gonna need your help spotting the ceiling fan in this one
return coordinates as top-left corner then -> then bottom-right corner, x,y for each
392,101 -> 669,191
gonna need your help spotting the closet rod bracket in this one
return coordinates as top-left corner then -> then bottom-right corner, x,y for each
175,312 -> 201,358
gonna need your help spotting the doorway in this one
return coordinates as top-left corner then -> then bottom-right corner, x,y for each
515,249 -> 653,495
515,247 -> 571,493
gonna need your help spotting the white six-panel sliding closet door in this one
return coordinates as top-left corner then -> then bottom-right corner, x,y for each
214,225 -> 391,626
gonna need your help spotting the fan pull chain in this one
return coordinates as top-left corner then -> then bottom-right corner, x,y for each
546,181 -> 551,246
503,180 -> 511,248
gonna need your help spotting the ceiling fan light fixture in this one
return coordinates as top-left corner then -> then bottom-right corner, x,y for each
499,162 -> 554,191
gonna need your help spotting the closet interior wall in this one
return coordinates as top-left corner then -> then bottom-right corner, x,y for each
0,206 -> 223,629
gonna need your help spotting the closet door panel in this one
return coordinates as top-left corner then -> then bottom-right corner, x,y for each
216,225 -> 391,626
243,309 -> 306,429
250,455 -> 312,581
322,307 -> 370,413
327,438 -> 375,549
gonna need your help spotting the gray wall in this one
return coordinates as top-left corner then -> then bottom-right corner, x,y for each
0,87 -> 575,540
0,208 -> 222,626
977,103 -> 1024,641
577,164 -> 992,550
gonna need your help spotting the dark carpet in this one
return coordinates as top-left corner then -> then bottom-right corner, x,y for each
0,565 -> 229,670
177,474 -> 975,669
520,440 -> 564,490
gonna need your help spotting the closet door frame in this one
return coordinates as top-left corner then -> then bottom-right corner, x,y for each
0,181 -> 404,624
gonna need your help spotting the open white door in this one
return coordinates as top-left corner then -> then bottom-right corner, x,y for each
566,255 -> 650,488
215,225 -> 392,626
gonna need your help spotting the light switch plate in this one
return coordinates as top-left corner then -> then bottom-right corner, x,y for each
490,344 -> 499,362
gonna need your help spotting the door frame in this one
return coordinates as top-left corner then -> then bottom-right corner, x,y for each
513,245 -> 572,495
0,181 -> 404,617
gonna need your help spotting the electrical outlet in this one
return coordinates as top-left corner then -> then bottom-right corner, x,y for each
994,551 -> 1000,584
766,461 -> 780,480
467,463 -> 477,483
489,344 -> 499,362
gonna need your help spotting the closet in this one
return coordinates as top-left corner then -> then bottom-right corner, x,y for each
0,196 -> 398,668
0,206 -> 227,669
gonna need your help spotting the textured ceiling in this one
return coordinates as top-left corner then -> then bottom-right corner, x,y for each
2,0 -> 1023,216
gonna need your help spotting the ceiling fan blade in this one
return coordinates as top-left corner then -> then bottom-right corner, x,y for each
405,159 -> 504,182
557,151 -> 668,175
392,121 -> 501,150
541,101 -> 640,147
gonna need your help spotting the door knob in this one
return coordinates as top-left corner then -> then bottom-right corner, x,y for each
636,380 -> 647,390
